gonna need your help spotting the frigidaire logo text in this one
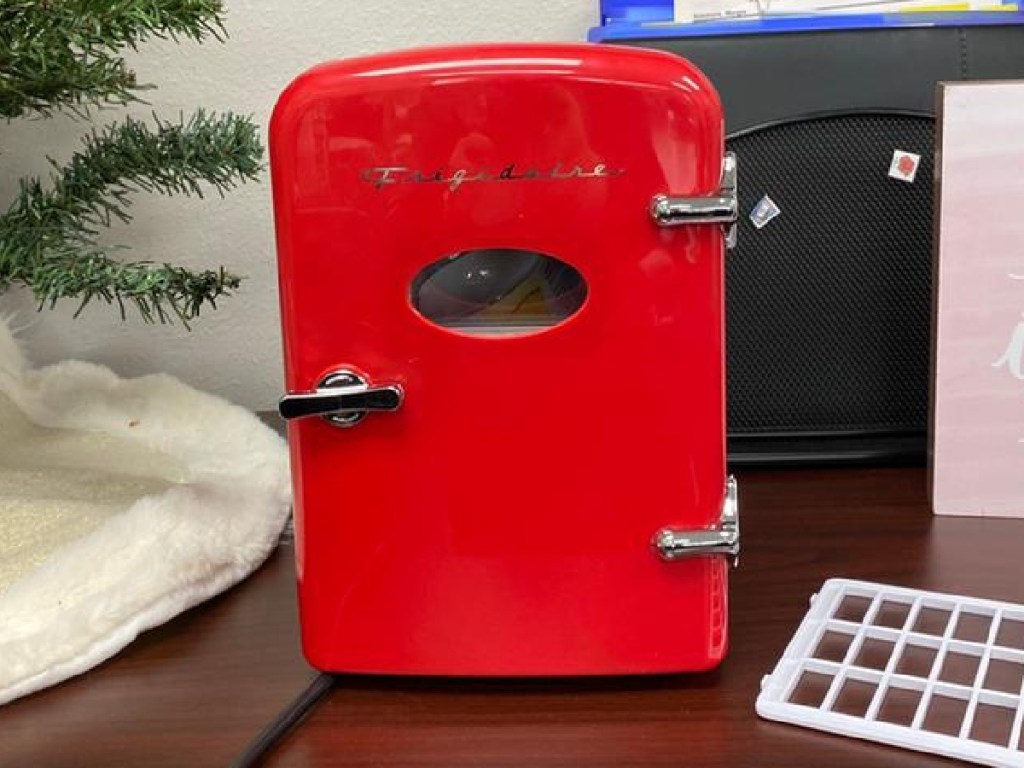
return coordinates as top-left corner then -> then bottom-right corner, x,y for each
362,163 -> 625,192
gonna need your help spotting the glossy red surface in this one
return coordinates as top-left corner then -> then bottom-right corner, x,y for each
270,43 -> 729,675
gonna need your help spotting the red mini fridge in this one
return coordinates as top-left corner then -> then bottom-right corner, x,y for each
270,43 -> 740,676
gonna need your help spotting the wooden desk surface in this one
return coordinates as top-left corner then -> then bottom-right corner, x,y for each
2,467 -> 1023,768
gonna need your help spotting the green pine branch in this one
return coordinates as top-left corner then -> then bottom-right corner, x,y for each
0,110 -> 263,323
0,0 -> 260,324
17,0 -> 227,48
0,0 -> 226,119
22,255 -> 241,324
0,46 -> 146,120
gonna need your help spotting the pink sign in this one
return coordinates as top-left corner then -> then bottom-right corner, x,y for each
932,81 -> 1024,518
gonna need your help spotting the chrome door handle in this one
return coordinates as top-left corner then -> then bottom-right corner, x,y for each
654,476 -> 740,566
650,153 -> 739,248
278,370 -> 403,428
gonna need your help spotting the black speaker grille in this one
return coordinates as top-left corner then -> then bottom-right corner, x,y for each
726,113 -> 933,435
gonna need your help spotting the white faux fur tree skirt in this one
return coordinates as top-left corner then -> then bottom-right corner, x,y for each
0,321 -> 291,706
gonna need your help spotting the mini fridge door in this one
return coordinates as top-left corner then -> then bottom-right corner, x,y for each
271,43 -> 736,675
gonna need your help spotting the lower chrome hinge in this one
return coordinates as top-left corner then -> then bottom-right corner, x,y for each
654,476 -> 740,567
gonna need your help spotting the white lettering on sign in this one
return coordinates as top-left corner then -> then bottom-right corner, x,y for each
993,312 -> 1024,381
991,269 -> 1024,444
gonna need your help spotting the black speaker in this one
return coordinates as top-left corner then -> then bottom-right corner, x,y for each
602,20 -> 1024,466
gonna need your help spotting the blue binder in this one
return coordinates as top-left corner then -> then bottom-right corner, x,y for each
590,1 -> 1024,41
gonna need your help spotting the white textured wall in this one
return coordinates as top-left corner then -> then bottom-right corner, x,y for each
0,1 -> 595,409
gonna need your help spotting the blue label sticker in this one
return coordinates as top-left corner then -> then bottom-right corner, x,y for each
750,195 -> 781,229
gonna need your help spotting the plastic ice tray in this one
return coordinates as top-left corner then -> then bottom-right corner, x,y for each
757,579 -> 1024,767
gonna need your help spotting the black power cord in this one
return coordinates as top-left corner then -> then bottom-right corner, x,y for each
228,673 -> 336,768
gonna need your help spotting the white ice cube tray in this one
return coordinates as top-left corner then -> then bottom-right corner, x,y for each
756,579 -> 1024,767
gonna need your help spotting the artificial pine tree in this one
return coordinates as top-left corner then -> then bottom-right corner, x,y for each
0,0 -> 263,323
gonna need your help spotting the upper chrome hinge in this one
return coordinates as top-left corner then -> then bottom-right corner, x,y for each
653,476 -> 740,567
650,153 -> 738,249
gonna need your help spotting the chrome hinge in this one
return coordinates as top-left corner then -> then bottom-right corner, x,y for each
654,476 -> 740,566
650,153 -> 738,249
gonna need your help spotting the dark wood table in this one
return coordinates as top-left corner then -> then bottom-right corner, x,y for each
3,467 -> 1023,767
